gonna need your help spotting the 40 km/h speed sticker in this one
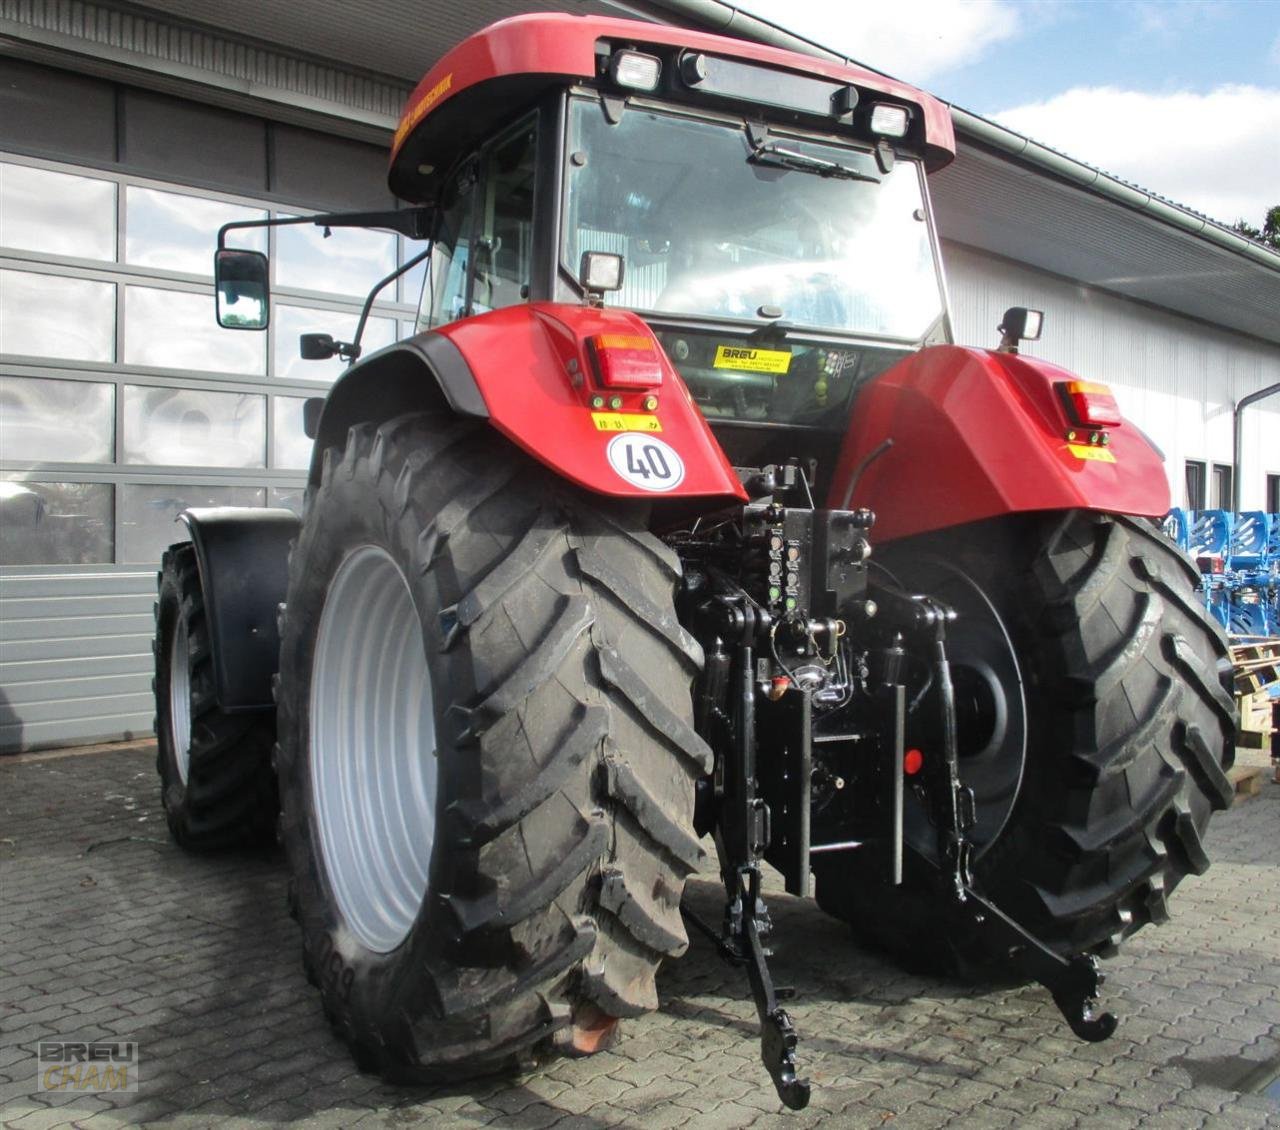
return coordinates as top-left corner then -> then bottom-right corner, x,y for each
606,433 -> 686,492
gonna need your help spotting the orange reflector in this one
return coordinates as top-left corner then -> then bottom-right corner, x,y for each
904,748 -> 924,776
1058,380 -> 1122,428
589,333 -> 664,389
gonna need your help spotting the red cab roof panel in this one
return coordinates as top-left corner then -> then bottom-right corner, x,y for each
388,12 -> 955,201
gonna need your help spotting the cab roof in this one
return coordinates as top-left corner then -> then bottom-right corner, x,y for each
388,12 -> 956,202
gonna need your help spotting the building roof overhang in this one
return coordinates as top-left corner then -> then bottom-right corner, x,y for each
5,0 -> 1276,345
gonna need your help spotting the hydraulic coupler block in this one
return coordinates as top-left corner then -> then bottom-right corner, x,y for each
743,505 -> 870,621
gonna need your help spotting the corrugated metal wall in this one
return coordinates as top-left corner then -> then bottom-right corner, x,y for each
0,569 -> 155,751
943,242 -> 1280,510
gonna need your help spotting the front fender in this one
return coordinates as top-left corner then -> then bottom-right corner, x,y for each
826,345 -> 1170,543
179,507 -> 300,711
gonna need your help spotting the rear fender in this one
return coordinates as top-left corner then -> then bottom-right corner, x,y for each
312,304 -> 746,503
179,507 -> 300,711
827,345 -> 1170,543
309,334 -> 489,483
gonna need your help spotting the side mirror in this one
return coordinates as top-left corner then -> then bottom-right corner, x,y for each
214,249 -> 270,330
300,332 -> 361,363
996,306 -> 1043,353
300,333 -> 338,360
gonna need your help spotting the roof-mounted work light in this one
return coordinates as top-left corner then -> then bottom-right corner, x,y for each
609,50 -> 661,91
581,251 -> 624,293
996,306 -> 1044,353
868,103 -> 910,138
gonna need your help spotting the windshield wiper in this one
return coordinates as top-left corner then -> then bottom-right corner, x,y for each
748,142 -> 880,182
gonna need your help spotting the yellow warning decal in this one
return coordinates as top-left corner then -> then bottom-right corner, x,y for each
713,345 -> 792,374
591,413 -> 663,433
1066,443 -> 1116,463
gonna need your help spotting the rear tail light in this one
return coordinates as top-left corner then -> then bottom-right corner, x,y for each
589,333 -> 664,389
1058,380 -> 1122,428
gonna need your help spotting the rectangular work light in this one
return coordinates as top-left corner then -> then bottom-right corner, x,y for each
609,50 -> 662,91
869,103 -> 910,138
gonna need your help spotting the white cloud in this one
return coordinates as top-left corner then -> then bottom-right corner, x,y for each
992,85 -> 1280,227
734,0 -> 1022,83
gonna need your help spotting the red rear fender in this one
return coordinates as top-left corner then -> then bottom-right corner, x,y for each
826,345 -> 1170,543
434,304 -> 746,503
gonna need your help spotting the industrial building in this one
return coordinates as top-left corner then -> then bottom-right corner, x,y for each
2,0 -> 1278,752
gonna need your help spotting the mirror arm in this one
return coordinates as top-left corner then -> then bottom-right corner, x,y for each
217,207 -> 433,250
348,245 -> 433,365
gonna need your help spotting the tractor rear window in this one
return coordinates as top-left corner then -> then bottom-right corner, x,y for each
652,326 -> 910,427
563,98 -> 945,343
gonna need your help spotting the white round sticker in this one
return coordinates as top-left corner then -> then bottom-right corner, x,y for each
606,433 -> 686,492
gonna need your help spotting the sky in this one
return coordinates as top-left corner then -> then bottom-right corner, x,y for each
733,0 -> 1280,229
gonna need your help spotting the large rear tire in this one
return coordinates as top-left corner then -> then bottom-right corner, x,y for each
277,413 -> 709,1081
815,510 -> 1235,968
153,543 -> 278,850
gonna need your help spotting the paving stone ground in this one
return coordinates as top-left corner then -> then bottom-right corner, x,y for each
1,744 -> 1278,1129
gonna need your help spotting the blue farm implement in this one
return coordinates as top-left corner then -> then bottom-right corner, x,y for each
1162,509 -> 1280,637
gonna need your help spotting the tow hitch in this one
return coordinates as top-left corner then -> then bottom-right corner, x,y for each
681,571 -> 1116,1109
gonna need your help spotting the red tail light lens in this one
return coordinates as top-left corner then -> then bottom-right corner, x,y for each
1058,380 -> 1122,427
589,333 -> 664,389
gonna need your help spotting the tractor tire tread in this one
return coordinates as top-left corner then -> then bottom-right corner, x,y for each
154,543 -> 277,852
278,414 -> 702,1082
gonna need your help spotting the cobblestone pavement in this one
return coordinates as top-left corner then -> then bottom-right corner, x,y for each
2,744 -> 1278,1129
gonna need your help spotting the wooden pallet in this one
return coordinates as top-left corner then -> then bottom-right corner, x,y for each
1229,764 -> 1268,801
1230,638 -> 1280,665
1230,638 -> 1280,693
1230,637 -> 1278,753
1229,749 -> 1273,803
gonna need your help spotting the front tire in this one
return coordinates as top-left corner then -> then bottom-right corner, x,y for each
815,511 -> 1235,967
277,413 -> 709,1081
153,543 -> 278,850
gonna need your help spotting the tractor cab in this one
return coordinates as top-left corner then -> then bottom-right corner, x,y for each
391,13 -> 955,476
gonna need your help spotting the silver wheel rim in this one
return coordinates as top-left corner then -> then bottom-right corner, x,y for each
168,616 -> 192,785
310,545 -> 438,954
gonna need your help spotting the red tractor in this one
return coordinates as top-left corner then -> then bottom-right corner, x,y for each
152,14 -> 1234,1109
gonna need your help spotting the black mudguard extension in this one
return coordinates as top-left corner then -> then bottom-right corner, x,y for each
179,507 -> 300,712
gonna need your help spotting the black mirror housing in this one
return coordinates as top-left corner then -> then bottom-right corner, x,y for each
214,249 -> 270,330
299,333 -> 339,360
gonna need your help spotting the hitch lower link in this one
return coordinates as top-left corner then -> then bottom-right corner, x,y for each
682,864 -> 811,1110
683,594 -> 811,1109
886,587 -> 1120,1044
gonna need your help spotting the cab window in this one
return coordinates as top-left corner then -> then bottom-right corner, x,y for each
418,117 -> 537,329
